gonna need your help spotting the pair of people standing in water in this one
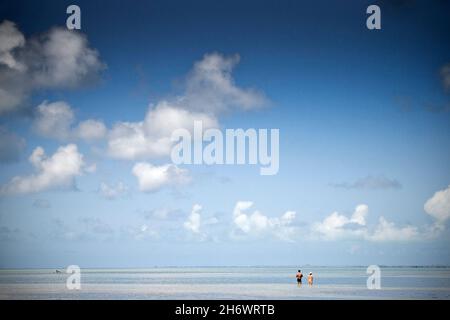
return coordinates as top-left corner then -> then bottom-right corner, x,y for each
296,269 -> 313,286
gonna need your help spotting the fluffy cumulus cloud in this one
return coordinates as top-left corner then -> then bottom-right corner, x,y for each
0,126 -> 26,163
233,187 -> 450,243
74,119 -> 107,141
424,185 -> 450,224
182,53 -> 268,115
183,204 -> 219,241
132,162 -> 190,192
312,205 -> 369,240
33,101 -> 75,139
0,144 -> 91,195
99,182 -> 128,200
33,100 -> 106,142
312,204 -> 434,242
0,20 -> 104,114
367,217 -> 418,242
232,201 -> 296,241
184,204 -> 202,234
30,28 -> 103,88
0,20 -> 25,71
108,102 -> 218,159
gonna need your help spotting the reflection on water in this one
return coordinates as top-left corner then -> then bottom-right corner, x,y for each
0,266 -> 449,299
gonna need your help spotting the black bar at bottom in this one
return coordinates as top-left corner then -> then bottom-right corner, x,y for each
1,300 -> 447,319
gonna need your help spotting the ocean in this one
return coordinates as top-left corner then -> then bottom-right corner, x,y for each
0,266 -> 449,299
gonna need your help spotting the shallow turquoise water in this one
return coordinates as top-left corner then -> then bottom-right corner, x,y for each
1,266 -> 449,299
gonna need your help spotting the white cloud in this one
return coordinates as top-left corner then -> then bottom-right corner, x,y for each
0,20 -> 104,114
352,204 -> 368,226
0,126 -> 25,163
132,162 -> 190,192
0,144 -> 90,195
233,201 -> 269,233
182,53 -> 268,115
271,211 -> 297,241
368,217 -> 419,242
30,28 -> 103,88
107,102 -> 218,159
108,122 -> 156,159
99,182 -> 128,200
312,204 -> 368,240
0,86 -> 26,113
74,119 -> 107,141
0,20 -> 25,71
33,101 -> 74,139
33,100 -> 107,142
184,204 -> 202,234
424,185 -> 450,223
232,201 -> 296,241
312,204 -> 431,242
183,204 -> 219,241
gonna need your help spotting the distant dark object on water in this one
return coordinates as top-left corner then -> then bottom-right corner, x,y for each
55,270 -> 62,274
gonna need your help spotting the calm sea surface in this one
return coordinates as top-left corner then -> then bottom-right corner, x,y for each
0,266 -> 449,299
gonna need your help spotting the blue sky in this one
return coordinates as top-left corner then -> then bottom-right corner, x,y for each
0,0 -> 449,268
